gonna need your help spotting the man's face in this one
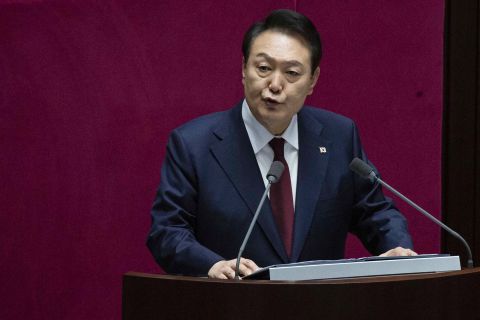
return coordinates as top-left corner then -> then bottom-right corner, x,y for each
242,30 -> 320,135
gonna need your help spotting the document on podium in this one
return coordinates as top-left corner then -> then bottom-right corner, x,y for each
243,254 -> 461,281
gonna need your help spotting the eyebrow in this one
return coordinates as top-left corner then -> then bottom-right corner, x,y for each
254,53 -> 304,67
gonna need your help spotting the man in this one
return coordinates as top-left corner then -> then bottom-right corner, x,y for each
147,9 -> 415,279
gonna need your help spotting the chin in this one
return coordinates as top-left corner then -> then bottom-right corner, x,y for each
259,107 -> 283,119
261,113 -> 289,129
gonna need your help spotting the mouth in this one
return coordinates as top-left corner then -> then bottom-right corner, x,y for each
262,97 -> 281,107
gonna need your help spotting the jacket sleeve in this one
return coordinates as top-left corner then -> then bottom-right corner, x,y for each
146,129 -> 224,276
348,122 -> 414,255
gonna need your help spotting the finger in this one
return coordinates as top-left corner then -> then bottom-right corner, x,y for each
379,247 -> 402,257
238,262 -> 254,276
216,273 -> 228,280
398,250 -> 409,256
223,259 -> 253,277
236,258 -> 259,276
406,249 -> 418,256
209,268 -> 228,279
224,259 -> 240,274
397,248 -> 417,256
379,249 -> 392,257
223,268 -> 236,279
226,258 -> 249,271
382,247 -> 418,257
208,260 -> 236,279
241,258 -> 259,271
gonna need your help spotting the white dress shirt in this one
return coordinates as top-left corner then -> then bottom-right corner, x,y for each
241,99 -> 298,209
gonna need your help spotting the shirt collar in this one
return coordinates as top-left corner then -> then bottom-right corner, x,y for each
242,99 -> 299,154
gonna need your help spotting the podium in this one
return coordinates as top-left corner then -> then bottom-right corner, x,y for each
123,268 -> 480,320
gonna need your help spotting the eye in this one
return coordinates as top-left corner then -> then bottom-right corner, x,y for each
286,70 -> 300,77
257,65 -> 271,73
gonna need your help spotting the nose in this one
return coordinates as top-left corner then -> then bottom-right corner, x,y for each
268,72 -> 284,93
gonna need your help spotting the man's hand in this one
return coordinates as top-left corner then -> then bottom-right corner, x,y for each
379,246 -> 418,257
207,258 -> 259,279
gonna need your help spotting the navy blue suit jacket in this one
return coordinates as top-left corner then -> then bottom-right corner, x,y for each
147,102 -> 413,276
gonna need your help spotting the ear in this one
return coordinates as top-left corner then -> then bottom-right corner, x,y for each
242,57 -> 246,85
307,67 -> 320,95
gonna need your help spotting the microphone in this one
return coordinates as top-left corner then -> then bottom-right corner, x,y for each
349,157 -> 474,268
234,161 -> 285,279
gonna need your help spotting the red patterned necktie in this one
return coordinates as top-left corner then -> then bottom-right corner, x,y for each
269,138 -> 294,257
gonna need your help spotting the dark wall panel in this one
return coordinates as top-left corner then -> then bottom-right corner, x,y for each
443,0 -> 480,266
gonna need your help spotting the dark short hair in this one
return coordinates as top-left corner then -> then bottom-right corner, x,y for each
242,9 -> 322,74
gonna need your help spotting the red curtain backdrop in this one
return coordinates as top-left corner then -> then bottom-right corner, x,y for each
0,0 -> 444,319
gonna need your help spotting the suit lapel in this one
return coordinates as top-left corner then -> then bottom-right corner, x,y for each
291,109 -> 331,262
210,104 -> 288,263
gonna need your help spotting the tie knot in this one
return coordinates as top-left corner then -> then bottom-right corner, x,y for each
269,138 -> 285,159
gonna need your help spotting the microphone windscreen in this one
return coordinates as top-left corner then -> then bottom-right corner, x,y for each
267,161 -> 285,183
349,157 -> 374,178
